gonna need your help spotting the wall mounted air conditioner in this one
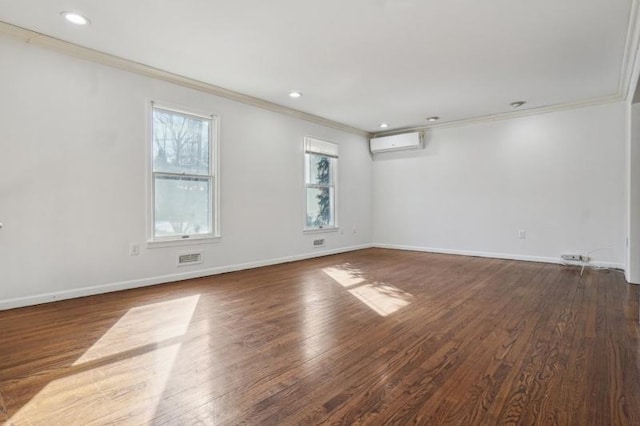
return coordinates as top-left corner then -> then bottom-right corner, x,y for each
370,131 -> 422,154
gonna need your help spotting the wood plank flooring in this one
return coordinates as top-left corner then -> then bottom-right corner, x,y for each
0,248 -> 639,425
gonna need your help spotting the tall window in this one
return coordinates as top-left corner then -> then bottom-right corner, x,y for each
304,137 -> 338,230
151,104 -> 218,241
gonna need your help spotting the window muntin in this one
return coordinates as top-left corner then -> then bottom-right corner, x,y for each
151,105 -> 217,241
304,138 -> 337,230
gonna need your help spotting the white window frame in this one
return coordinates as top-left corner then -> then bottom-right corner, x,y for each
147,101 -> 220,247
303,137 -> 338,233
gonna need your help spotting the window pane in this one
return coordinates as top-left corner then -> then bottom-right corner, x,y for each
306,187 -> 334,228
154,175 -> 211,237
153,109 -> 210,175
305,154 -> 333,185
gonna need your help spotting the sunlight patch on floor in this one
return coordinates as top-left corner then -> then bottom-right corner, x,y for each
74,295 -> 200,365
349,283 -> 413,317
322,264 -> 414,317
323,266 -> 366,287
10,295 -> 200,424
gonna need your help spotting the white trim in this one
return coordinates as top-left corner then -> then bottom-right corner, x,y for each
373,243 -> 625,270
146,236 -> 221,249
213,111 -> 222,239
0,244 -> 374,311
626,101 -> 631,281
3,16 -> 640,136
304,137 -> 339,157
303,227 -> 339,235
150,102 -> 214,120
303,142 -> 339,231
148,102 -> 221,242
622,0 -> 640,100
0,21 -> 369,138
3,242 -> 631,310
372,95 -> 624,136
371,0 -> 640,136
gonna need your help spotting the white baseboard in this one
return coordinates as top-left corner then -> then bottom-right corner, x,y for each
2,242 -> 628,310
373,243 -> 625,270
0,244 -> 373,311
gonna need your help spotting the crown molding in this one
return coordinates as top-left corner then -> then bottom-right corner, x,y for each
3,1 -> 640,140
0,21 -> 370,138
373,0 -> 640,136
372,94 -> 624,137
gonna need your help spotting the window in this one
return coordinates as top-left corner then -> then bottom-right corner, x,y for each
304,137 -> 338,230
150,104 -> 219,242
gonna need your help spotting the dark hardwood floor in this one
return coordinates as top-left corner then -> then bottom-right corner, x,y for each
1,248 -> 639,425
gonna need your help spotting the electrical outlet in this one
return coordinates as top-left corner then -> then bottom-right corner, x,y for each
561,254 -> 581,261
129,243 -> 140,256
518,230 -> 526,239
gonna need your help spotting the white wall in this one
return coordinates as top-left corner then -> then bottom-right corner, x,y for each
1,34 -> 634,310
628,103 -> 640,283
0,36 -> 373,309
373,103 -> 627,267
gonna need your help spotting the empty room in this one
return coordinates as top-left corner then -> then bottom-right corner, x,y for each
1,0 -> 640,424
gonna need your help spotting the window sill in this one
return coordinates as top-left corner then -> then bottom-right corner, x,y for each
147,236 -> 221,249
303,227 -> 339,235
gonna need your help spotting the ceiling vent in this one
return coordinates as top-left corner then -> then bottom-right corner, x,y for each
177,252 -> 203,266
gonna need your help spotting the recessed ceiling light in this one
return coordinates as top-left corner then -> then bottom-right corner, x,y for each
61,11 -> 90,25
379,123 -> 389,128
510,101 -> 526,108
426,116 -> 439,122
288,91 -> 302,98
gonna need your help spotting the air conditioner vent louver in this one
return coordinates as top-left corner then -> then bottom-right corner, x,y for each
178,252 -> 202,266
370,131 -> 423,154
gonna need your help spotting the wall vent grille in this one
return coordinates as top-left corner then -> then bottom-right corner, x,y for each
313,239 -> 325,248
178,252 -> 203,266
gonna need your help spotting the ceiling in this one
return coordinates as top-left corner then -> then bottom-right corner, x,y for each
0,0 -> 636,133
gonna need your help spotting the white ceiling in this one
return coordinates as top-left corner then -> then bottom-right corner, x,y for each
0,0 -> 636,132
